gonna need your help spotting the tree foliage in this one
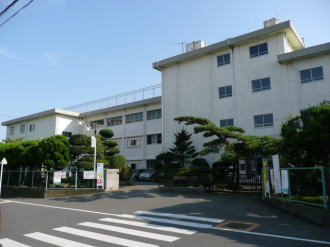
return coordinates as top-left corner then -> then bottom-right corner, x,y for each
39,135 -> 70,170
99,129 -> 120,166
281,102 -> 330,166
169,128 -> 197,167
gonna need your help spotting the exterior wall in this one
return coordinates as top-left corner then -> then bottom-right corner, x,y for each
5,115 -> 56,140
82,101 -> 162,169
161,33 -> 330,165
55,115 -> 82,136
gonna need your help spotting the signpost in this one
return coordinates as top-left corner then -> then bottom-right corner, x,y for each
0,158 -> 8,197
53,171 -> 62,186
91,136 -> 97,188
96,163 -> 104,189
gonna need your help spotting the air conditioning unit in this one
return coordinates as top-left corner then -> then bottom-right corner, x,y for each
263,18 -> 279,28
186,40 -> 207,52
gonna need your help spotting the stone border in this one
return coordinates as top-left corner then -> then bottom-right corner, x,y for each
3,187 -> 103,198
264,198 -> 330,227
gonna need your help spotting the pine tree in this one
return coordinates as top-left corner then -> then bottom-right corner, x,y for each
169,128 -> 197,167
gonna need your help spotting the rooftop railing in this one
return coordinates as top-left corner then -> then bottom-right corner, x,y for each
64,84 -> 161,113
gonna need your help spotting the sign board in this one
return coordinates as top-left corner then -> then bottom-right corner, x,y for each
97,163 -> 104,187
262,158 -> 270,198
1,158 -> 7,165
281,170 -> 289,194
272,155 -> 282,194
61,171 -> 67,179
91,136 -> 96,148
83,170 -> 96,179
53,171 -> 62,186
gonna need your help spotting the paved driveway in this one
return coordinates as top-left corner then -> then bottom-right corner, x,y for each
0,183 -> 329,246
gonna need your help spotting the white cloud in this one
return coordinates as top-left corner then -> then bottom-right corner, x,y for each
44,52 -> 60,65
0,48 -> 22,61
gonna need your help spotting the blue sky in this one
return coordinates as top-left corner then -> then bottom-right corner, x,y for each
0,0 -> 329,140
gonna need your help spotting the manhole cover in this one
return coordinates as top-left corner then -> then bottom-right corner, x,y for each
215,220 -> 259,232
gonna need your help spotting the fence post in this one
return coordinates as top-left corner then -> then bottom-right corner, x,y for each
287,169 -> 291,200
320,167 -> 328,209
31,170 -> 35,187
75,170 -> 78,190
7,170 -> 10,186
45,171 -> 48,191
18,169 -> 22,186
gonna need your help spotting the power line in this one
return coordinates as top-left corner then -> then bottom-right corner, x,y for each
0,0 -> 20,17
0,0 -> 34,28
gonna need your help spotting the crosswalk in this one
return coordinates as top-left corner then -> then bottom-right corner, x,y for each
0,210 -> 223,247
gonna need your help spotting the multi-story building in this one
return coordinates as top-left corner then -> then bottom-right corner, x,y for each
2,87 -> 162,170
153,18 -> 330,164
2,19 -> 330,168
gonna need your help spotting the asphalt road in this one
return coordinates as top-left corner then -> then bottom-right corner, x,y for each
0,183 -> 329,247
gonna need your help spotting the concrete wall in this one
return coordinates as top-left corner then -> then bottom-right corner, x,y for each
82,101 -> 162,169
161,32 -> 330,164
5,115 -> 56,140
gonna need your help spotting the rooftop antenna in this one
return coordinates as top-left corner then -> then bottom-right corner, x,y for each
172,42 -> 187,53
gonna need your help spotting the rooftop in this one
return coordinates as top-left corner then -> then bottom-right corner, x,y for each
153,20 -> 304,71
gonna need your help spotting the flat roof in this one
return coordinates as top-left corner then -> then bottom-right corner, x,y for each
81,96 -> 161,117
153,20 -> 304,71
278,42 -> 330,63
1,109 -> 80,126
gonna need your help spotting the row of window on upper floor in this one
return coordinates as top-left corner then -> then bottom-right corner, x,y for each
217,42 -> 268,67
9,123 -> 35,136
127,134 -> 162,147
90,109 -> 161,127
220,113 -> 274,129
218,66 -> 324,98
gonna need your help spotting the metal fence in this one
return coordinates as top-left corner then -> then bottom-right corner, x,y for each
210,173 -> 262,193
2,170 -> 97,190
267,166 -> 329,209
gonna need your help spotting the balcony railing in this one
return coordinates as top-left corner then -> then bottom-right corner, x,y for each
65,84 -> 161,113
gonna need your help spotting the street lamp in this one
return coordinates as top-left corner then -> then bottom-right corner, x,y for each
78,120 -> 98,181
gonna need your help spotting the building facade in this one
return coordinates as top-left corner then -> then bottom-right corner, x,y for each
153,19 -> 330,164
2,19 -> 330,168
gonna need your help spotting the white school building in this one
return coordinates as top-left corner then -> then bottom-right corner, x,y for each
2,19 -> 330,168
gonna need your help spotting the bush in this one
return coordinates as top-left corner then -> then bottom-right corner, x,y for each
109,154 -> 127,170
191,158 -> 209,168
120,165 -> 132,181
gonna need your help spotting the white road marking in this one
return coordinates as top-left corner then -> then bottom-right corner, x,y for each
119,214 -> 213,228
6,200 -> 330,245
0,200 -> 12,204
25,232 -> 95,247
0,238 -> 31,247
99,217 -> 196,235
134,211 -> 224,223
211,227 -> 330,245
79,221 -> 180,242
54,226 -> 159,247
7,200 -> 119,216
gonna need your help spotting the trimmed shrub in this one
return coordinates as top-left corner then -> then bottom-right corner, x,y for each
109,154 -> 127,170
120,165 -> 132,181
191,158 -> 209,168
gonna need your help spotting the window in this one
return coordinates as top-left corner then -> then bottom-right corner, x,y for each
217,53 -> 230,66
29,124 -> 35,132
249,43 -> 268,58
62,131 -> 72,138
219,85 -> 232,98
252,77 -> 271,92
147,134 -> 162,144
147,109 -> 161,120
254,113 -> 274,128
220,118 -> 234,127
90,119 -> 104,127
107,116 -> 122,126
126,112 -> 143,123
127,139 -> 140,148
300,67 -> 324,83
10,126 -> 15,136
20,124 -> 25,134
147,159 -> 158,169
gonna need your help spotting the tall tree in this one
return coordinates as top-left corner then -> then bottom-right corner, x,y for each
98,129 -> 120,167
169,128 -> 197,167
